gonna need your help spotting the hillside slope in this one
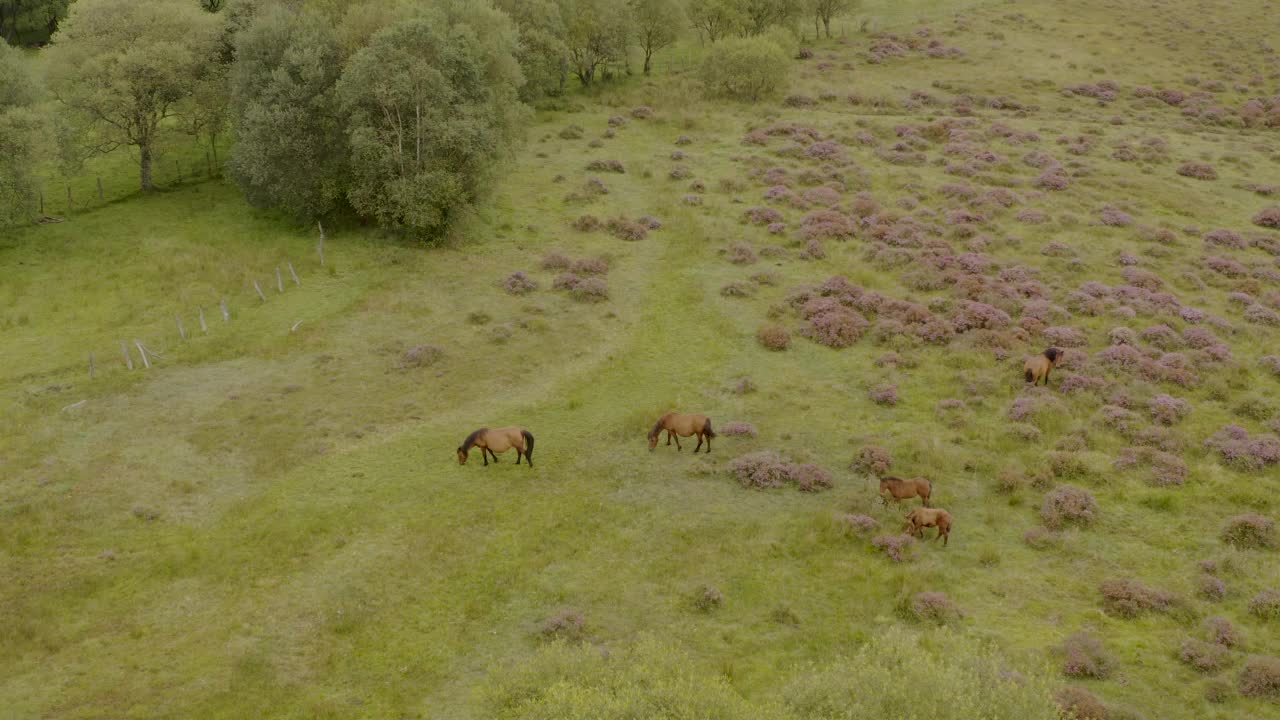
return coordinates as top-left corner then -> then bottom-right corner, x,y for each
2,0 -> 1279,717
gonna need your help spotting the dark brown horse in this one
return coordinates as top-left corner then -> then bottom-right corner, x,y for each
648,412 -> 715,453
879,476 -> 932,507
1024,347 -> 1063,386
904,507 -> 952,546
457,427 -> 534,466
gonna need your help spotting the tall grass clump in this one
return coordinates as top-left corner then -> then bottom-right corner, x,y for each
783,628 -> 1059,720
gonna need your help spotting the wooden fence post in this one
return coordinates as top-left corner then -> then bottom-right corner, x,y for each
253,280 -> 266,302
39,190 -> 44,215
288,262 -> 301,286
317,221 -> 326,266
276,267 -> 284,293
134,340 -> 151,369
176,314 -> 186,340
121,340 -> 134,370
89,353 -> 95,378
198,307 -> 207,333
220,298 -> 230,321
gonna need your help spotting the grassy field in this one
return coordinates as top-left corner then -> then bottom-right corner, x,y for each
3,0 -> 1280,717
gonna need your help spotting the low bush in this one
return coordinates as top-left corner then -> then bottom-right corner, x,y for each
907,592 -> 963,625
719,421 -> 757,438
1041,486 -> 1097,529
757,325 -> 791,351
851,445 -> 893,475
501,271 -> 538,295
1179,639 -> 1232,673
1061,632 -> 1116,679
1205,617 -> 1241,647
1250,590 -> 1280,620
871,534 -> 916,563
1054,686 -> 1109,720
729,451 -> 832,492
539,609 -> 586,643
1240,655 -> 1280,699
1221,514 -> 1277,549
401,345 -> 444,368
1099,578 -> 1178,618
585,159 -> 625,173
692,585 -> 723,612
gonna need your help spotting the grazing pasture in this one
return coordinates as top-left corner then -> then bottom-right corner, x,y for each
2,0 -> 1279,717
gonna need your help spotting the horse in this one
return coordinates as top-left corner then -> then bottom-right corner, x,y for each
647,412 -> 715,453
457,427 -> 534,467
904,507 -> 952,546
879,476 -> 932,507
1024,347 -> 1063,386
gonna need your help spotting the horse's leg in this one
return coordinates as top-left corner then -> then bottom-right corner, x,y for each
674,434 -> 682,451
489,447 -> 500,463
693,434 -> 703,453
481,447 -> 489,466
1044,367 -> 1052,386
665,430 -> 672,446
514,447 -> 521,465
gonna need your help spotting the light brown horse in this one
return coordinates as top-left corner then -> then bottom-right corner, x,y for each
879,476 -> 932,507
648,412 -> 715,453
1024,347 -> 1063,386
457,427 -> 534,467
904,507 -> 952,546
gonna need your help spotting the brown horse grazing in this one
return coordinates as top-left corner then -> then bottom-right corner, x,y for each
647,412 -> 715,453
457,427 -> 534,467
879,476 -> 932,507
1024,347 -> 1063,386
904,507 -> 952,546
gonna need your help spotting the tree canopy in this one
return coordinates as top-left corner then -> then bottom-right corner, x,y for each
0,41 -> 42,223
336,6 -> 525,234
45,0 -> 225,191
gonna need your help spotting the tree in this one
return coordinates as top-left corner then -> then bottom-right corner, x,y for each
0,42 -> 41,224
561,0 -> 630,86
734,0 -> 799,36
336,5 -> 526,235
45,0 -> 223,192
809,0 -> 853,37
699,36 -> 789,101
0,0 -> 69,45
494,0 -> 569,99
227,7 -> 347,220
687,0 -> 739,43
629,0 -> 682,74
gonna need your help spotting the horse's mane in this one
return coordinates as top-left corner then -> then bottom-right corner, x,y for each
648,416 -> 667,440
461,428 -> 488,449
1044,347 -> 1062,362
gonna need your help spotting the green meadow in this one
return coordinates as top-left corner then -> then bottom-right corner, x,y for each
3,0 -> 1279,718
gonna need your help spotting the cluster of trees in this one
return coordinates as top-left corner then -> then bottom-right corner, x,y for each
690,0 -> 854,42
1,41 -> 43,225
4,0 -> 857,234
0,0 -> 69,45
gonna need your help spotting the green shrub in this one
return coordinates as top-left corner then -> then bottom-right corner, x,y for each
484,630 -> 1058,720
783,628 -> 1059,720
699,37 -> 790,102
482,636 -> 786,719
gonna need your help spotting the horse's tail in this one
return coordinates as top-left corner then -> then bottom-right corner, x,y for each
704,417 -> 716,438
522,430 -> 534,461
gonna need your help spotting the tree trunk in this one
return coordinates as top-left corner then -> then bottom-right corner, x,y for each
140,143 -> 155,192
643,49 -> 653,75
824,17 -> 832,38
